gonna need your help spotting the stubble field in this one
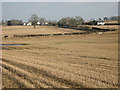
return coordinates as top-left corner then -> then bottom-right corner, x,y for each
1,26 -> 118,88
2,26 -> 83,38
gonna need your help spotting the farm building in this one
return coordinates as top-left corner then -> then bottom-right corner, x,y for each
23,22 -> 32,26
37,22 -> 40,25
45,22 -> 48,25
97,21 -> 105,25
23,23 -> 26,26
40,22 -> 48,25
27,22 -> 32,26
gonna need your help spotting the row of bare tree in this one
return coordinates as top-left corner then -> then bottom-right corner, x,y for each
25,14 -> 85,29
0,14 -> 119,29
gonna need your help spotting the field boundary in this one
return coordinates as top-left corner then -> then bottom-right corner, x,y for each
12,32 -> 90,38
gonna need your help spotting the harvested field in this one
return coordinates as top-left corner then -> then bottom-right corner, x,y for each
80,25 -> 119,30
1,26 -> 118,88
2,26 -> 83,38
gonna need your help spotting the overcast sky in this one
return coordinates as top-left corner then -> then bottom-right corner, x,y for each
2,2 -> 118,22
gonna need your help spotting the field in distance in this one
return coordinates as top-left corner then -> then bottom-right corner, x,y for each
80,25 -> 119,30
2,26 -> 84,38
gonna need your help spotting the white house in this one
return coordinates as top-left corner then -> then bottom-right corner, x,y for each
45,22 -> 48,25
23,23 -> 26,26
97,21 -> 105,25
23,22 -> 32,26
37,22 -> 40,25
27,22 -> 32,26
23,22 -> 48,26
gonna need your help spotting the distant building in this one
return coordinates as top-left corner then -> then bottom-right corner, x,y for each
40,22 -> 48,25
27,22 -> 32,26
37,22 -> 40,25
23,22 -> 31,26
23,23 -> 26,26
97,21 -> 105,25
45,22 -> 48,25
23,22 -> 32,26
23,21 -> 49,26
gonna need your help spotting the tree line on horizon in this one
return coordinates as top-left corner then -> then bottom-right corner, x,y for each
0,14 -> 119,29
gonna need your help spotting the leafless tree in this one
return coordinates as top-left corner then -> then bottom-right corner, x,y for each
39,18 -> 46,25
103,17 -> 109,21
30,14 -> 39,29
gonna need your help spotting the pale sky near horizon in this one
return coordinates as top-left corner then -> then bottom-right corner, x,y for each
1,0 -> 119,2
2,2 -> 118,22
